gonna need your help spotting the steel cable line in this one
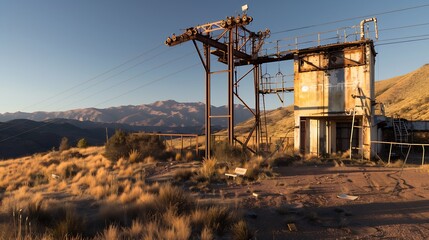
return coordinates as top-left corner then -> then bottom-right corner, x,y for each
15,43 -> 164,112
92,62 -> 200,108
0,50 -> 194,132
0,62 -> 199,143
376,37 -> 429,46
263,20 -> 429,55
60,51 -> 195,110
0,44 -> 166,132
377,33 -> 429,43
379,22 -> 429,32
271,3 -> 429,35
37,47 -> 172,111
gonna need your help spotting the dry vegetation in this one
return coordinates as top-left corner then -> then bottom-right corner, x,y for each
375,64 -> 429,119
0,144 -> 259,239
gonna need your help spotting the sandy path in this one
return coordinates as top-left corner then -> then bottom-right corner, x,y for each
214,165 -> 429,239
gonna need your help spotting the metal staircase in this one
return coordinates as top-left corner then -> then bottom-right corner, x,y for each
392,117 -> 409,143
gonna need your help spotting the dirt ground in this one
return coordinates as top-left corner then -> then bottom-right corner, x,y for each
153,162 -> 429,240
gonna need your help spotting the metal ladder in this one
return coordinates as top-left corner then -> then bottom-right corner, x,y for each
349,87 -> 370,160
259,94 -> 269,152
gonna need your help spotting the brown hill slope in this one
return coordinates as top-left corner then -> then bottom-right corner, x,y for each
375,64 -> 429,120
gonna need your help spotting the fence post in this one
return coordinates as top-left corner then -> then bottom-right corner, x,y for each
388,143 -> 393,165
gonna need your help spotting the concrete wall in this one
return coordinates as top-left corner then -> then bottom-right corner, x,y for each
293,41 -> 376,158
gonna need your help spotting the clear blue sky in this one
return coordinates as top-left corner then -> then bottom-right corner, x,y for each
1,0 -> 429,114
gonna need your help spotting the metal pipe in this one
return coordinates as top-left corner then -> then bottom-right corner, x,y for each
360,17 -> 378,40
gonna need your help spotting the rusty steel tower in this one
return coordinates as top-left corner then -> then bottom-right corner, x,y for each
165,14 -> 275,158
165,12 -> 379,160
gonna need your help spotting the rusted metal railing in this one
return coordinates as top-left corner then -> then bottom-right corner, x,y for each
371,140 -> 429,166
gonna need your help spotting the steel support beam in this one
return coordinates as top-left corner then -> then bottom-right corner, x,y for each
254,64 -> 261,151
228,28 -> 235,146
204,44 -> 211,159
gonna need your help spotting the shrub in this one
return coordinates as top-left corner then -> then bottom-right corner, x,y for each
59,137 -> 70,152
213,141 -> 246,165
127,134 -> 166,161
77,138 -> 88,148
104,131 -> 167,162
104,130 -> 129,162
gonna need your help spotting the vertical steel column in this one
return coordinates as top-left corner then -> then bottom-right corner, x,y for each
228,28 -> 235,145
254,64 -> 260,152
204,44 -> 211,159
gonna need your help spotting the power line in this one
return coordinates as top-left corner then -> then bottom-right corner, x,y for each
271,3 -> 429,35
38,47 -> 172,111
379,22 -> 429,32
61,51 -> 195,109
16,43 -> 164,112
93,62 -> 200,108
0,62 -> 199,143
0,50 -> 195,133
376,37 -> 429,46
377,33 -> 429,43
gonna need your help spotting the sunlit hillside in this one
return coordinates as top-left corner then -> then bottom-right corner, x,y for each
376,64 -> 429,120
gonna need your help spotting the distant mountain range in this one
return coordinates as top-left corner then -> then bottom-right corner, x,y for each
0,100 -> 253,159
0,100 -> 253,127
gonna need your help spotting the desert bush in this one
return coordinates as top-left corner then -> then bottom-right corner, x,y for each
213,141 -> 245,164
105,131 -> 167,162
104,130 -> 129,162
77,138 -> 88,149
127,134 -> 166,161
59,137 -> 70,152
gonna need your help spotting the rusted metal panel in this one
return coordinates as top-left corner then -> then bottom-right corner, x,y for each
298,46 -> 365,73
294,40 -> 375,159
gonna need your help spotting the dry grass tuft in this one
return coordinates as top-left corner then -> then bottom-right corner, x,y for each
157,184 -> 192,214
185,151 -> 194,161
231,220 -> 254,240
199,157 -> 218,181
100,225 -> 120,240
200,226 -> 214,240
128,149 -> 141,163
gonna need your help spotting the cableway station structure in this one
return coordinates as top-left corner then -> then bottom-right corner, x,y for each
165,14 -> 381,159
